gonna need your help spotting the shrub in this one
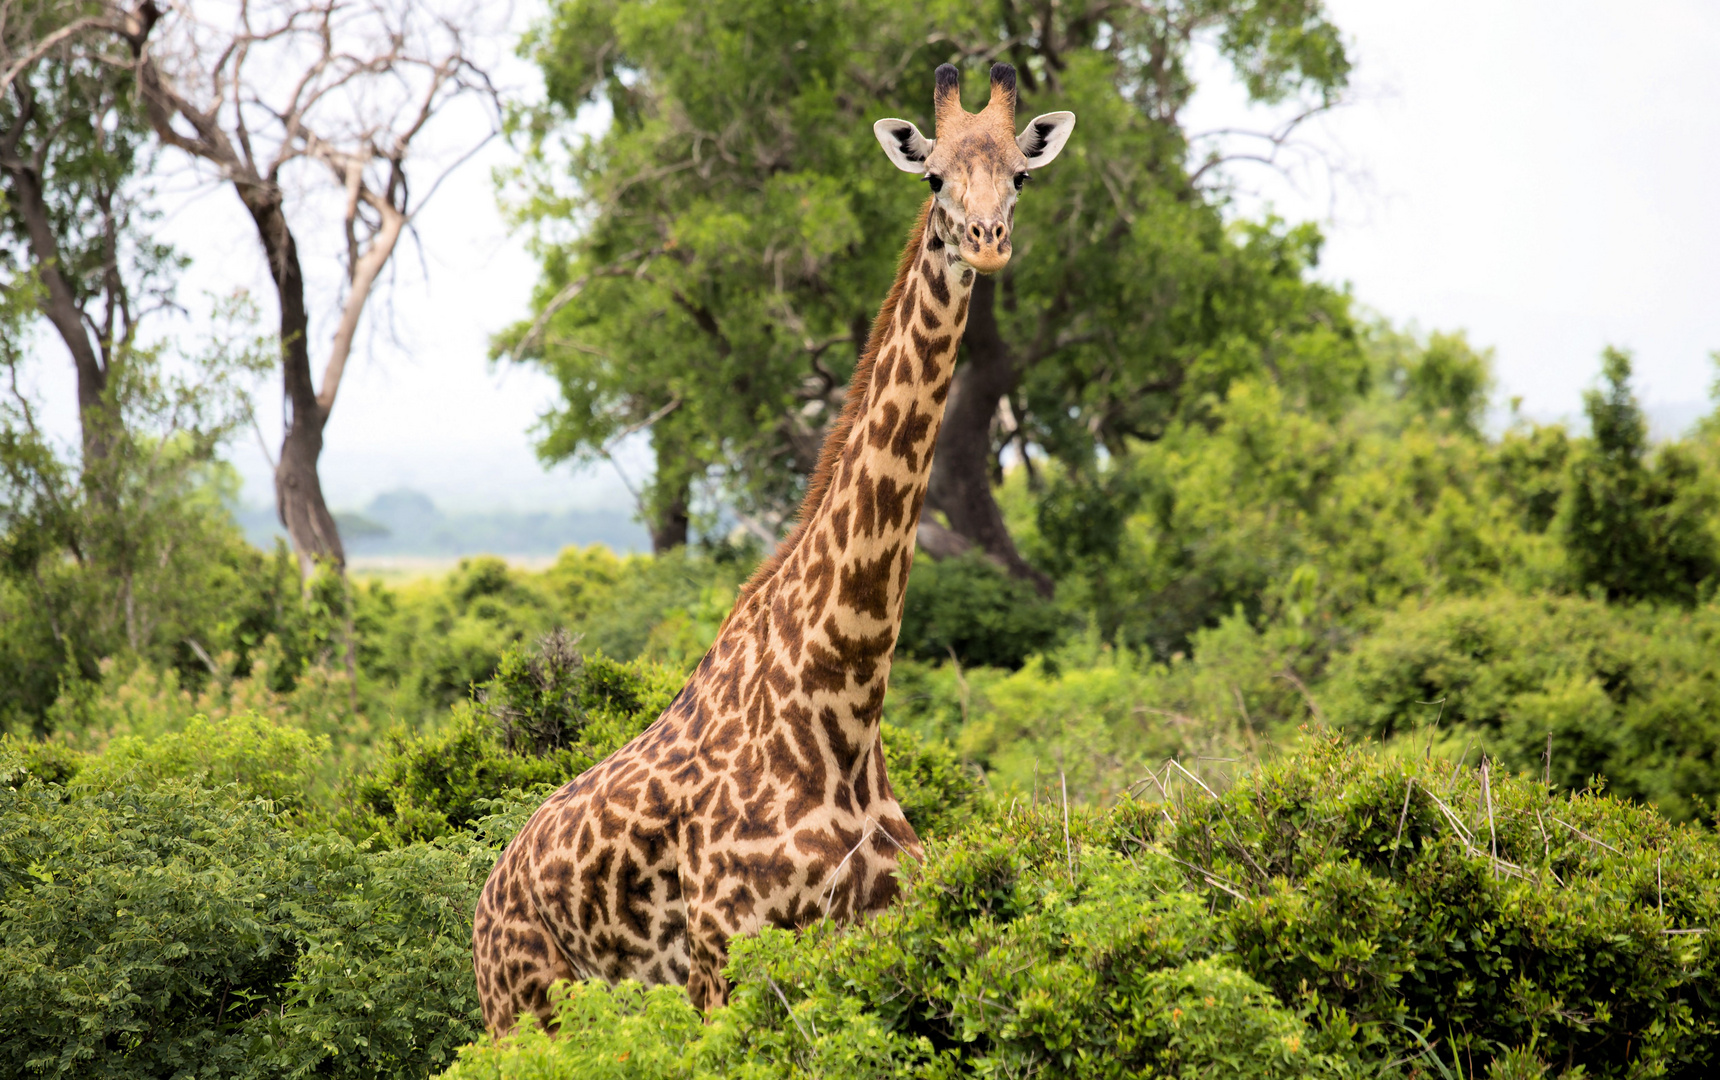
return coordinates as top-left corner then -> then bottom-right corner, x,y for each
888,623 -> 1288,806
73,712 -> 328,814
0,734 -> 84,785
344,642 -> 680,845
441,813 -> 1339,1080
0,739 -> 525,1080
877,722 -> 986,838
366,631 -> 650,845
345,705 -> 590,845
348,633 -> 985,845
0,762 -> 316,1079
1327,591 -> 1720,820
42,652 -> 368,777
256,829 -> 499,1080
546,545 -> 750,666
1166,740 -> 1720,1073
484,627 -> 589,753
898,551 -> 1065,669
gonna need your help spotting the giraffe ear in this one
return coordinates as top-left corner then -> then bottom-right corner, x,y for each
873,118 -> 935,174
1017,111 -> 1076,168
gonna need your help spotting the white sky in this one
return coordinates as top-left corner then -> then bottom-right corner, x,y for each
1191,0 -> 1720,433
18,0 -> 1720,512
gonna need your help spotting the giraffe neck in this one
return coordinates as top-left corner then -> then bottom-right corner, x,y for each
714,200 -> 973,781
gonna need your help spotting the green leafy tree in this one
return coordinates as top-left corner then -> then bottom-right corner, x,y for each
1023,326 -> 1548,659
0,0 -> 176,462
504,0 -> 1359,576
1558,347 -> 1718,605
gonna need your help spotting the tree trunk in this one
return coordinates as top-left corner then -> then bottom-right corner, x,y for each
926,275 -> 1053,596
643,419 -> 698,553
649,487 -> 690,553
126,20 -> 343,582
242,190 -> 345,578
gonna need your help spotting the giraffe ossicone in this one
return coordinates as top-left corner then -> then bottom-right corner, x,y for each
472,62 -> 1075,1033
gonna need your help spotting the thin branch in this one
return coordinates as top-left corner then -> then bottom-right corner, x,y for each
765,976 -> 814,1044
1550,817 -> 1623,857
606,396 -> 682,449
508,248 -> 660,361
0,14 -> 119,97
1389,778 -> 1414,870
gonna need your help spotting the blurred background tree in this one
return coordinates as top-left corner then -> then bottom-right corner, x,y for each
1557,347 -> 1717,605
1,0 -> 178,462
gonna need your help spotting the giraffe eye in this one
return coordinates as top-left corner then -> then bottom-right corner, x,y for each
925,174 -> 944,193
1013,172 -> 1030,191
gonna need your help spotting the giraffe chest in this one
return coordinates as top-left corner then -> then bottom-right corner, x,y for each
515,652 -> 911,988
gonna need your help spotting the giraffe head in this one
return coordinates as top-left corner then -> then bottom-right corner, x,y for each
873,63 -> 1075,273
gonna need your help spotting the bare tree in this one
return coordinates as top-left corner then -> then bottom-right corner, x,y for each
115,0 -> 497,577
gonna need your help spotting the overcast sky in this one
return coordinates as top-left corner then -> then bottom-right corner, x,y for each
20,0 -> 1720,514
1211,0 -> 1720,436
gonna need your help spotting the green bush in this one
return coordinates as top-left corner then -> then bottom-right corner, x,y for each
885,621 -> 1300,807
0,769 -> 311,1079
0,734 -> 85,785
1166,740 -> 1720,1073
255,829 -> 502,1079
441,803 -> 1339,1080
877,722 -> 987,838
898,551 -> 1066,669
438,742 -> 1720,1080
73,713 -> 328,814
0,739 -> 529,1080
1327,591 -> 1720,820
348,632 -> 985,845
345,638 -> 682,845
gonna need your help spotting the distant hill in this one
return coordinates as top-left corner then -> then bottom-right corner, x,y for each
231,488 -> 650,556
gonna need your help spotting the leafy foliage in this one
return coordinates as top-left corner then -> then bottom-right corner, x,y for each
897,550 -> 1066,668
355,546 -> 750,727
0,769 -> 311,1080
1024,326 -> 1559,661
877,721 -> 987,839
1166,741 -> 1720,1073
347,630 -> 984,846
504,0 -> 1358,544
0,633 -> 989,1079
73,712 -> 328,814
1327,591 -> 1720,821
0,733 -> 521,1080
345,637 -> 682,845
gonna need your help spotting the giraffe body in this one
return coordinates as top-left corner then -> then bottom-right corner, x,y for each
473,62 -> 1075,1032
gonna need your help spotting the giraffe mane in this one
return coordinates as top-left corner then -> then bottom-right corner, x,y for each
733,197 -> 934,610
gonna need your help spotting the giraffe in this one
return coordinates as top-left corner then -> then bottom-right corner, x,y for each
472,61 -> 1076,1032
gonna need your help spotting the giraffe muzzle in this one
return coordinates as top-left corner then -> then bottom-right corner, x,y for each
962,219 -> 1012,273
